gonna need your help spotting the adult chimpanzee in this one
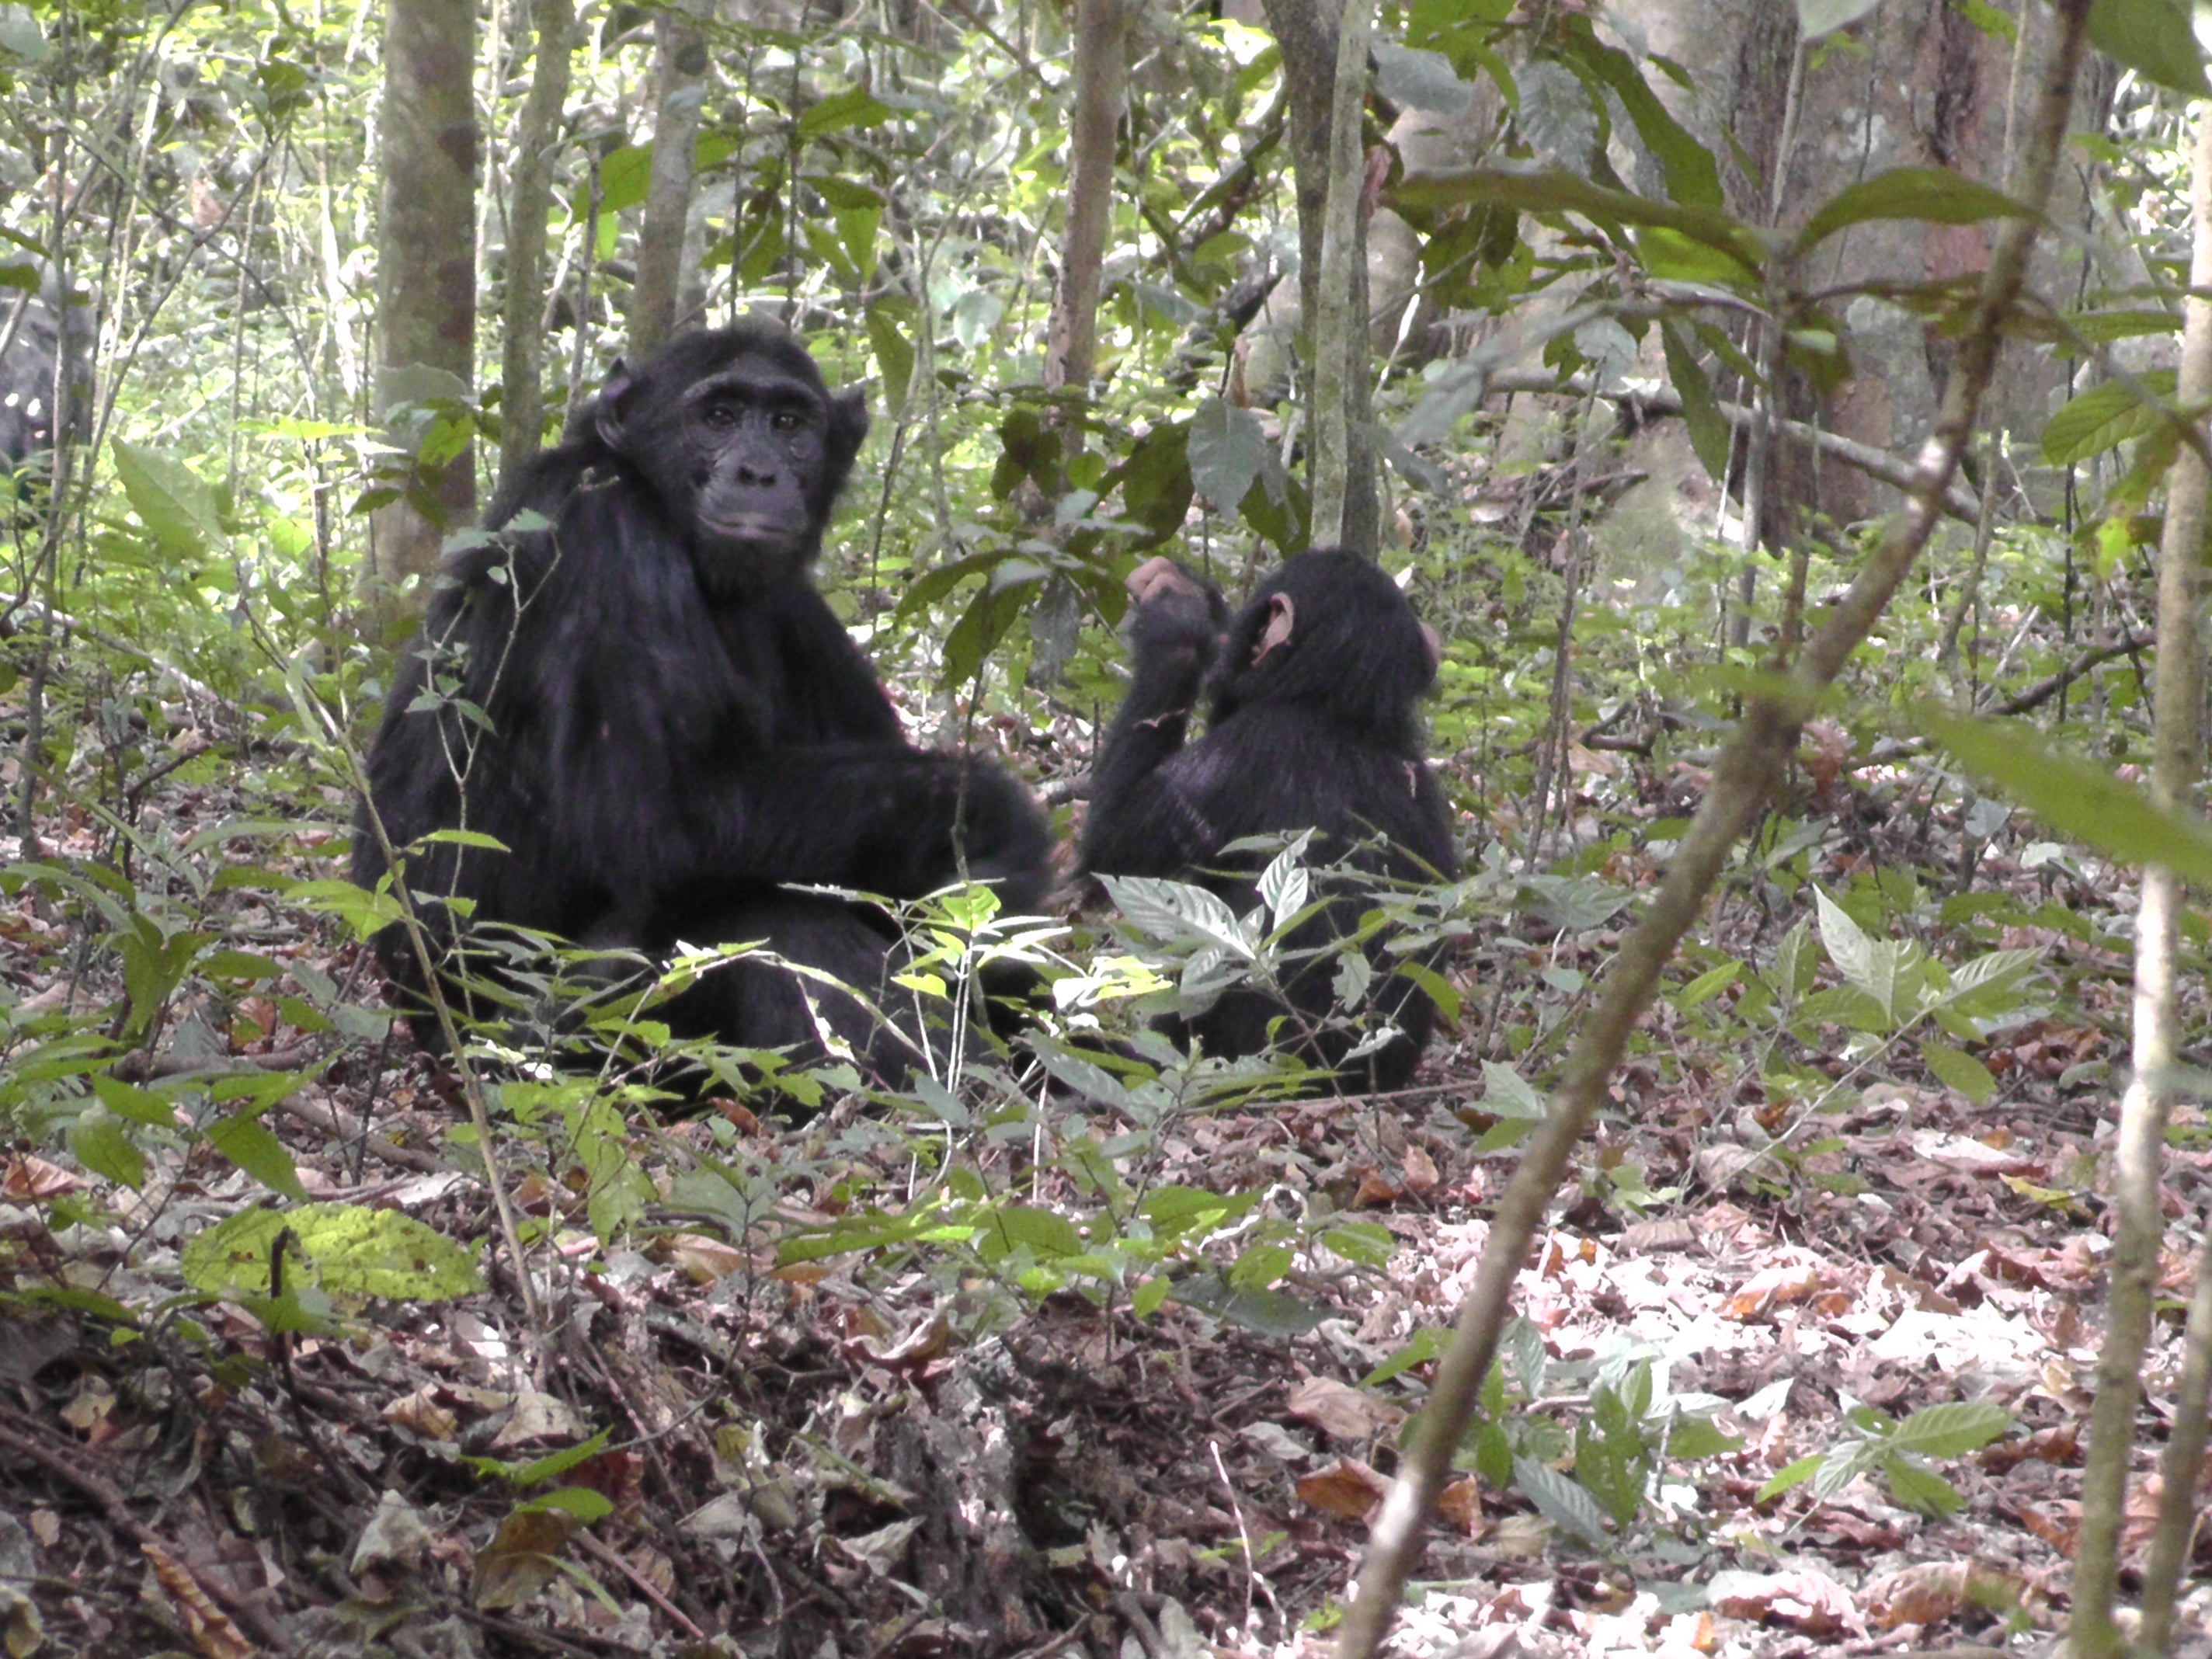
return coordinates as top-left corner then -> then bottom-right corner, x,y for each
354,319 -> 1052,1076
1081,548 -> 1457,1093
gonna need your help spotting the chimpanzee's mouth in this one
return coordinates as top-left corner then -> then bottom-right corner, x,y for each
699,512 -> 791,545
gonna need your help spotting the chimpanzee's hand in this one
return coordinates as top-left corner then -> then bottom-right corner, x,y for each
1125,556 -> 1227,666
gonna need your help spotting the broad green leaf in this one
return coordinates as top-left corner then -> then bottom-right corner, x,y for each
70,1111 -> 145,1191
1479,1059 -> 1547,1119
1513,1455 -> 1610,1546
1676,958 -> 1741,1010
1919,1039 -> 1996,1104
1796,0 -> 1883,40
113,438 -> 222,552
1891,1400 -> 2013,1457
1883,1452 -> 1963,1516
1757,1451 -> 1824,1501
2087,0 -> 2208,97
1661,320 -> 1733,485
1664,1417 -> 1744,1459
181,1203 -> 482,1300
798,87 -> 892,136
1919,707 -> 2212,884
1794,166 -> 2034,255
206,1111 -> 308,1202
1389,167 -> 1762,273
1188,396 -> 1268,516
2040,372 -> 2176,465
1100,873 -> 1256,959
1571,31 -> 1723,209
976,1204 -> 1083,1261
1813,888 -> 1891,1018
592,144 -> 651,217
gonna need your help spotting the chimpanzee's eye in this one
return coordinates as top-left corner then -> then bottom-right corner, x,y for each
770,409 -> 802,433
703,402 -> 739,430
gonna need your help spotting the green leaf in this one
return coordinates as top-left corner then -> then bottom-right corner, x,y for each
1661,320 -> 1733,485
1389,167 -> 1762,275
1919,707 -> 2212,883
976,1204 -> 1083,1261
1664,1417 -> 1744,1459
1883,1452 -> 1963,1516
1756,1451 -> 1826,1501
798,87 -> 892,136
1794,166 -> 2035,255
1891,1400 -> 2012,1457
2087,0 -> 2208,97
1513,1455 -> 1611,1546
113,438 -> 223,552
863,302 -> 913,419
180,1204 -> 482,1300
1796,0 -> 1883,40
1919,1039 -> 1996,1104
1570,30 -> 1723,209
529,1487 -> 614,1523
593,144 -> 652,217
206,1111 -> 308,1202
1100,874 -> 1256,959
70,1112 -> 145,1191
2040,372 -> 2176,465
1188,396 -> 1268,516
1812,888 -> 1892,1020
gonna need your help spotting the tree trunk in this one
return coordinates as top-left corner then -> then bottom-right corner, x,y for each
1258,0 -> 1377,555
2071,95 -> 2212,1659
631,0 -> 708,357
1045,0 -> 1128,395
370,0 -> 478,593
495,0 -> 574,497
1029,0 -> 1130,687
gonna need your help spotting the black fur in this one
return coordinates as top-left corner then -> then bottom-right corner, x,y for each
1082,548 -> 1457,1092
354,320 -> 1052,1075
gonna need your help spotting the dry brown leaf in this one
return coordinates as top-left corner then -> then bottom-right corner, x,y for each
383,1386 -> 460,1442
1723,1263 -> 1828,1320
1,1155 -> 81,1198
1709,1567 -> 1860,1634
1353,1170 -> 1399,1207
664,1231 -> 749,1283
1295,1458 -> 1389,1522
1863,1560 -> 2031,1629
1284,1377 -> 1403,1442
1401,1144 -> 1439,1195
141,1542 -> 256,1659
472,1508 -> 576,1609
1435,1477 -> 1485,1537
488,1390 -> 586,1449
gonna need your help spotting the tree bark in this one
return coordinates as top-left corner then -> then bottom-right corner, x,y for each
2073,95 -> 2212,1659
1330,4 -> 2094,1653
1045,0 -> 1128,395
1306,0 -> 1371,549
370,0 -> 478,592
496,0 -> 574,498
631,0 -> 708,357
1258,0 -> 1377,555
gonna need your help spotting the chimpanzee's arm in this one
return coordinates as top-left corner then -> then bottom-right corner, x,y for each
1080,567 -> 1225,878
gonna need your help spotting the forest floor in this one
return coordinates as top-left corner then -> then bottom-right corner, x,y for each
3,729 -> 2210,1659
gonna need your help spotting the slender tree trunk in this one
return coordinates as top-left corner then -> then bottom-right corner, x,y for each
2071,96 -> 2212,1659
1330,5 -> 2093,1653
1045,0 -> 1127,395
370,0 -> 478,592
496,0 -> 574,496
631,0 -> 708,356
1030,0 -> 1129,686
1258,0 -> 1377,555
1306,0 -> 1372,548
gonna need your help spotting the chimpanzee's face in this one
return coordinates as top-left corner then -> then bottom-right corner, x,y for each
595,329 -> 868,598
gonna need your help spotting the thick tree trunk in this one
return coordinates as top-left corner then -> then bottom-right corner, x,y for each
496,0 -> 575,496
631,0 -> 708,356
1257,0 -> 1377,555
370,0 -> 478,592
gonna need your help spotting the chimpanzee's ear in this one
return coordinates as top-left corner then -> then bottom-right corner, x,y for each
1251,591 -> 1296,665
593,358 -> 637,453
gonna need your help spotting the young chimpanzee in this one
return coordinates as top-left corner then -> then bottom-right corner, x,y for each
354,319 -> 1051,1077
1081,548 -> 1457,1093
